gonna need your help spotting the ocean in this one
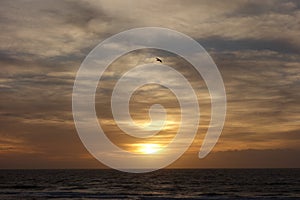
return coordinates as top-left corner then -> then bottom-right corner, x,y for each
0,169 -> 299,199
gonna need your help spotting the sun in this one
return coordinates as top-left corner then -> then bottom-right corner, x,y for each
137,143 -> 161,154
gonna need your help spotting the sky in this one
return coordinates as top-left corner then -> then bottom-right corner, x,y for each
0,0 -> 300,169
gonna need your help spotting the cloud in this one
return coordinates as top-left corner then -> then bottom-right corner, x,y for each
228,0 -> 300,17
0,0 -> 300,168
172,148 -> 300,168
199,37 -> 300,54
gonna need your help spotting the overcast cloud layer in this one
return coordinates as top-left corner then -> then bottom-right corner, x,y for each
0,0 -> 300,168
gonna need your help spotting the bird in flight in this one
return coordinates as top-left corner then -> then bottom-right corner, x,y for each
156,57 -> 162,63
